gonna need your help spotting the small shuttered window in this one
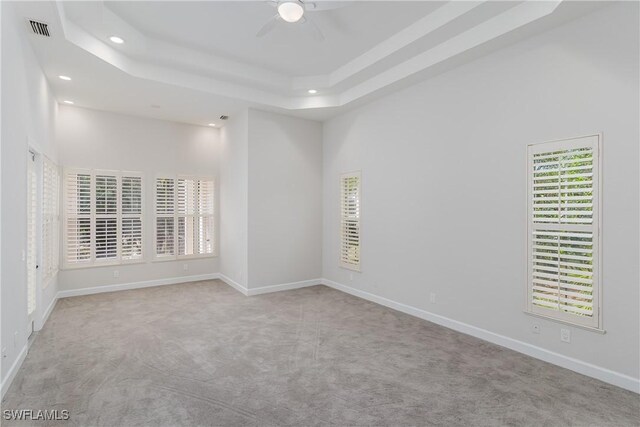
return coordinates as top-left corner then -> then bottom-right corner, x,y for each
155,176 -> 215,259
64,169 -> 144,268
527,134 -> 601,329
340,171 -> 361,271
42,157 -> 60,285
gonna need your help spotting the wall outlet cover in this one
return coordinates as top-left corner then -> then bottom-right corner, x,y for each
560,328 -> 571,343
429,292 -> 436,304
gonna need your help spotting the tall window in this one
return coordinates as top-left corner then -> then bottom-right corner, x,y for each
63,169 -> 143,268
527,134 -> 601,329
42,157 -> 60,285
340,171 -> 361,271
155,176 -> 215,259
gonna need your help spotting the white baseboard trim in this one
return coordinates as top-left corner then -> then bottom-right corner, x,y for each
321,278 -> 640,394
247,278 -> 322,296
40,295 -> 58,328
1,344 -> 28,399
57,273 -> 220,299
218,274 -> 249,296
218,275 -> 322,296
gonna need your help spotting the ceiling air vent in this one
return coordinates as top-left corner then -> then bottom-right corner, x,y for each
28,20 -> 50,37
219,115 -> 229,120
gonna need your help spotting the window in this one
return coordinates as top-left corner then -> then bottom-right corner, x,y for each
42,157 -> 60,285
527,134 -> 601,329
63,169 -> 144,268
340,171 -> 361,271
155,176 -> 215,259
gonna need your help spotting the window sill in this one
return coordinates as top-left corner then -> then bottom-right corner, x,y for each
152,254 -> 218,263
61,260 -> 146,271
524,311 -> 605,334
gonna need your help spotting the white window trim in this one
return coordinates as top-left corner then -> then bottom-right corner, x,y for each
153,174 -> 217,261
62,168 -> 145,270
525,133 -> 602,331
339,171 -> 361,272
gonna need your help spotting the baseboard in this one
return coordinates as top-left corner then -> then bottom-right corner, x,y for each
40,295 -> 58,327
321,278 -> 640,394
57,273 -> 221,299
1,344 -> 28,399
247,278 -> 322,296
218,274 -> 249,296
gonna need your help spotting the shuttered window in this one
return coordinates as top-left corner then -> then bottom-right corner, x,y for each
42,157 -> 60,286
63,169 -> 144,268
527,135 -> 601,329
340,172 -> 361,271
155,177 -> 175,257
155,176 -> 215,259
121,175 -> 143,260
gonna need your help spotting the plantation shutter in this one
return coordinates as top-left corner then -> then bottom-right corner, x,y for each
178,178 -> 196,256
42,157 -> 60,285
340,172 -> 361,271
155,177 -> 175,257
27,156 -> 37,316
122,174 -> 143,260
527,135 -> 600,329
197,179 -> 214,255
64,169 -> 143,268
64,170 -> 92,266
95,172 -> 118,261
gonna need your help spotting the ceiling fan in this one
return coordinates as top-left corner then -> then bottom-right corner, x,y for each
256,1 -> 344,41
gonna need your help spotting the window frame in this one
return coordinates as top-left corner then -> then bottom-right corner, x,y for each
339,171 -> 361,272
153,174 -> 217,261
62,168 -> 145,270
525,134 -> 603,331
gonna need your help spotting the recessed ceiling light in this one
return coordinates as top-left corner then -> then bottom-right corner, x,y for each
278,1 -> 305,23
208,123 -> 216,127
63,100 -> 74,104
58,75 -> 71,81
109,36 -> 124,44
308,89 -> 318,94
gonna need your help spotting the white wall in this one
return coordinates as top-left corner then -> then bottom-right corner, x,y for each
220,110 -> 249,287
323,2 -> 639,382
247,109 -> 322,288
56,105 -> 220,291
1,2 -> 59,383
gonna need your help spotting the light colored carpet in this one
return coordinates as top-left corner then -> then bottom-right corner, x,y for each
2,280 -> 638,426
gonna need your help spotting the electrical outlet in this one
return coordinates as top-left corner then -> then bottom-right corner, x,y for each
349,273 -> 354,281
183,264 -> 188,271
429,292 -> 436,304
560,328 -> 571,343
2,347 -> 6,359
21,250 -> 26,262
113,270 -> 120,278
532,324 -> 540,334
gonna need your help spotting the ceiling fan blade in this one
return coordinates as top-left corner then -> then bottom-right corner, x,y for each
301,16 -> 325,41
256,15 -> 280,37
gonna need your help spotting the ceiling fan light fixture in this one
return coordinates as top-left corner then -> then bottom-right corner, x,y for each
278,1 -> 304,23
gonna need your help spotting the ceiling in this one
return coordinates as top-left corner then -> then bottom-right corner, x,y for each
103,1 -> 443,76
15,1 -> 608,126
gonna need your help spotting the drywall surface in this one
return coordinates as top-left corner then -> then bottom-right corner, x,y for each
247,109 -> 322,288
1,2 -> 59,382
322,3 -> 639,380
56,106 -> 219,291
220,110 -> 249,287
